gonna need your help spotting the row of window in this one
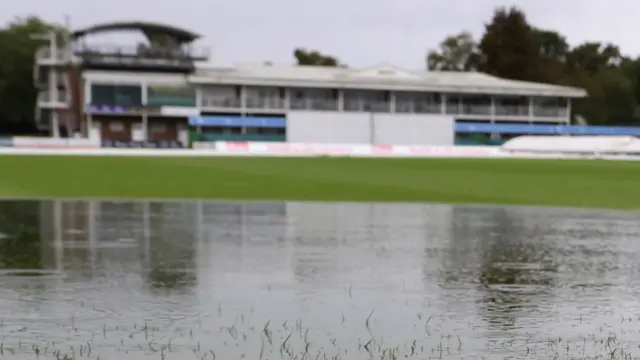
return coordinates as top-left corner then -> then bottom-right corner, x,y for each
86,84 -> 570,110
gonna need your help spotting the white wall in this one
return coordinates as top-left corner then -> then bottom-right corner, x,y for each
286,111 -> 455,146
373,114 -> 454,146
287,112 -> 371,144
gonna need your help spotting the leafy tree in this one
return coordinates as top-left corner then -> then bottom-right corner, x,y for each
0,16 -> 64,134
426,31 -> 482,71
477,7 -> 544,82
293,48 -> 343,67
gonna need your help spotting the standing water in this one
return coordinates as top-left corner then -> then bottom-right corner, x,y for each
0,200 -> 638,359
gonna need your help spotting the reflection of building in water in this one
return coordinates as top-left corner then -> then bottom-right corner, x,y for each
196,202 -> 289,273
0,201 -> 43,270
39,200 -> 200,290
286,202 -> 453,290
144,201 -> 199,291
448,206 -> 559,331
195,201 -> 293,304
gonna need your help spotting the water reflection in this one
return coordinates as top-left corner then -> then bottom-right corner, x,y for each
0,200 -> 638,359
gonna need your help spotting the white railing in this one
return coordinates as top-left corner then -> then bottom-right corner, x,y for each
38,90 -> 69,104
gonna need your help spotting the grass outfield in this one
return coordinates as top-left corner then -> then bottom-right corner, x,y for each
0,155 -> 638,209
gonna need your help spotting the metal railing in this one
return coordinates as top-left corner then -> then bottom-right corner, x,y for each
201,97 -> 241,108
72,43 -> 209,60
290,98 -> 339,111
245,97 -> 285,109
343,100 -> 390,112
38,90 -> 69,104
495,105 -> 530,116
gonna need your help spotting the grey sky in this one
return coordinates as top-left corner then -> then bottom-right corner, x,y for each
3,0 -> 635,69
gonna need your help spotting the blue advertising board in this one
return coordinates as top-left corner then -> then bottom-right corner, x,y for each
455,122 -> 640,136
101,140 -> 184,149
189,116 -> 286,128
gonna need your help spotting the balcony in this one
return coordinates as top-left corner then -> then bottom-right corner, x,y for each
495,105 -> 529,117
200,97 -> 241,109
290,98 -> 339,111
344,100 -> 390,112
37,90 -> 70,108
245,97 -> 285,109
72,43 -> 209,73
34,47 -> 69,66
533,107 -> 569,118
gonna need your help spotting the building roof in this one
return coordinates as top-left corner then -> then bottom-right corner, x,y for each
71,21 -> 200,44
189,63 -> 587,98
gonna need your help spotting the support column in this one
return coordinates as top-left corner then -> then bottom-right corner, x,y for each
87,113 -> 93,139
389,91 -> 395,113
240,85 -> 247,114
566,99 -> 572,124
88,200 -> 97,268
490,96 -> 496,123
53,200 -> 63,272
528,97 -> 534,122
142,110 -> 148,141
440,94 -> 446,114
338,89 -> 344,111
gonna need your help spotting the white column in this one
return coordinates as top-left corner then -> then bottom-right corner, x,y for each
142,110 -> 148,141
240,85 -> 247,114
389,91 -> 395,113
143,201 -> 151,267
440,94 -> 446,114
53,200 -> 63,272
490,96 -> 496,123
528,97 -> 534,121
338,89 -> 344,111
88,200 -> 97,268
566,99 -> 572,124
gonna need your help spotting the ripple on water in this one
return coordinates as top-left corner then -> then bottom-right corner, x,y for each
0,269 -> 66,280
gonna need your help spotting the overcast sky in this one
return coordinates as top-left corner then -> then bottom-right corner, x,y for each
2,0 -> 635,69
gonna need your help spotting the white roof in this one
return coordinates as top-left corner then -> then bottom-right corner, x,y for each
189,62 -> 587,98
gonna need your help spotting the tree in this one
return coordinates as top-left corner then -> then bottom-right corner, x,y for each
477,7 -> 544,82
0,16 -> 65,135
293,48 -> 342,67
426,31 -> 482,71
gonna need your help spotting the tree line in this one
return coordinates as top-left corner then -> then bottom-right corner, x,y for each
1,8 -> 638,134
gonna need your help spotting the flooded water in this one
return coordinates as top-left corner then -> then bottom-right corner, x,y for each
0,200 -> 639,359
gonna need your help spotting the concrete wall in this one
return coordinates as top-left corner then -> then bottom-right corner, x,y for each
286,111 -> 455,146
287,112 -> 371,144
373,114 -> 454,146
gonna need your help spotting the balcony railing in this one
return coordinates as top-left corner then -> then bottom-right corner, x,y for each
495,105 -> 529,116
344,100 -> 390,112
37,90 -> 69,107
395,101 -> 441,113
290,98 -> 339,111
201,97 -> 241,108
35,47 -> 69,63
245,97 -> 285,109
533,107 -> 568,118
73,43 -> 209,61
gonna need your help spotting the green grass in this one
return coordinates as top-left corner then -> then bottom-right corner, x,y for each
0,155 -> 639,209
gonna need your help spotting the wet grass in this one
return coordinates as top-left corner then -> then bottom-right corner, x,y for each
1,155 -> 640,209
1,310 -> 640,360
